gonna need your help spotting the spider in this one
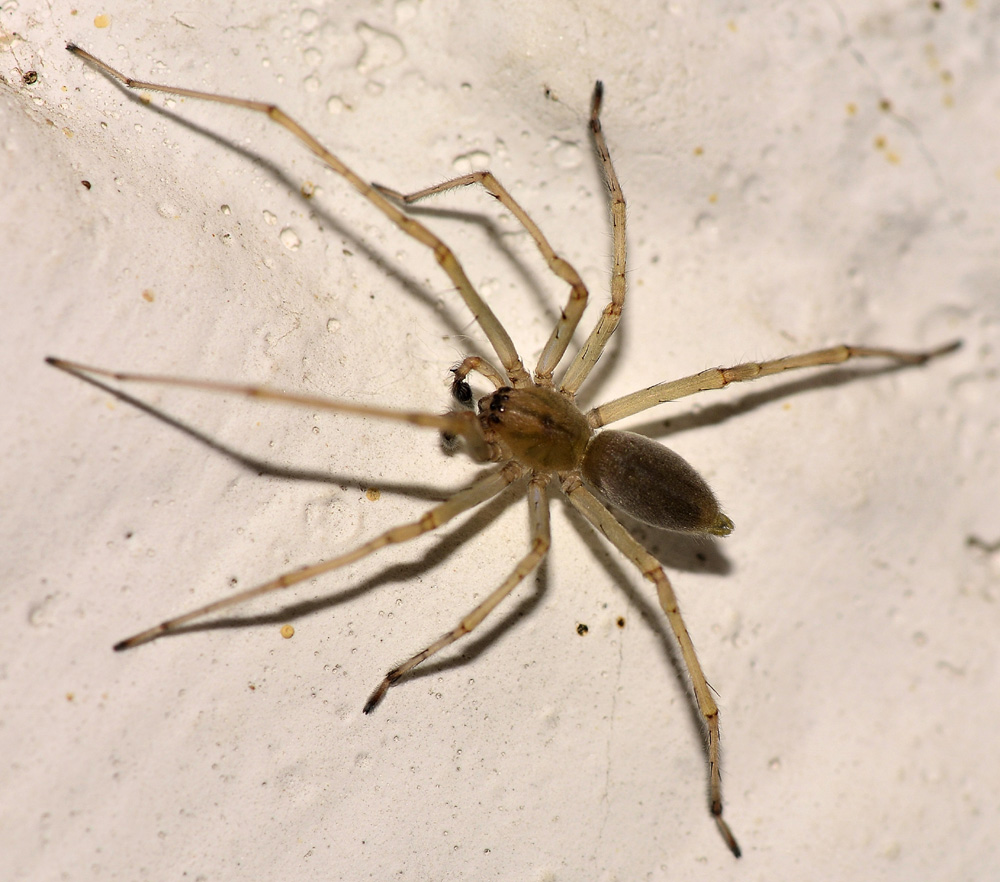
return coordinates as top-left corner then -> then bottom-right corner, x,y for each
50,43 -> 960,858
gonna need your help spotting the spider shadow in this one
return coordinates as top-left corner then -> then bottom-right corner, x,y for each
52,359 -> 458,501
629,359 -> 928,442
88,66 -> 616,382
560,496 -> 729,761
59,359 -> 547,695
136,479 -> 548,711
378,199 -> 585,357
62,69 -> 610,701
381,537 -> 551,692
89,69 -> 510,360
558,357 -> 946,770
75,61 -> 947,747
376,89 -> 626,381
155,476 -> 529,636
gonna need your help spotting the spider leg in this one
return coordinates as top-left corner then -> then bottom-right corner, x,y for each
66,43 -> 530,387
113,464 -> 523,650
588,340 -> 962,427
364,473 -> 551,713
563,478 -> 741,858
374,173 -> 589,385
46,357 -> 493,461
559,81 -> 627,396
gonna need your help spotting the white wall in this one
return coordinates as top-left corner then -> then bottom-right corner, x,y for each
2,1 -> 997,878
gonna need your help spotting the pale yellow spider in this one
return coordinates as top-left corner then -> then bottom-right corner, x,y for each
50,43 -> 960,857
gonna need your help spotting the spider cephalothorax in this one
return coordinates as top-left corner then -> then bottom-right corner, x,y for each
478,384 -> 591,470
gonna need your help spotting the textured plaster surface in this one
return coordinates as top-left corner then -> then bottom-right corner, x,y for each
2,1 -> 998,879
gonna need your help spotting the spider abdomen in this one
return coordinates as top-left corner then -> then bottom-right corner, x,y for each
582,430 -> 734,536
479,385 -> 592,471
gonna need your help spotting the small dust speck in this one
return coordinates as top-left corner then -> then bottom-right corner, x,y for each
576,623 -> 589,636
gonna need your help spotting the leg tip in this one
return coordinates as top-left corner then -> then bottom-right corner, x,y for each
590,81 -> 604,117
363,681 -> 388,715
715,813 -> 742,858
